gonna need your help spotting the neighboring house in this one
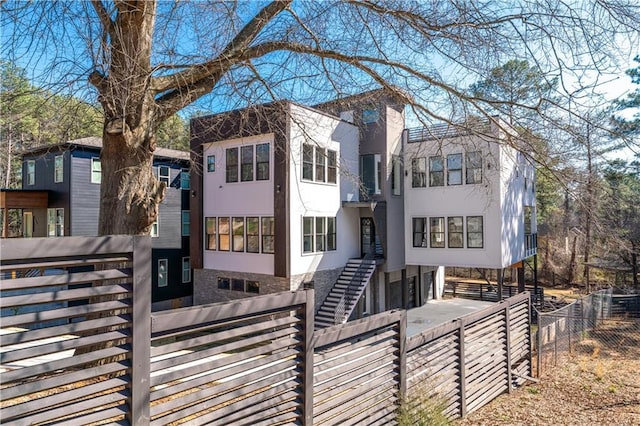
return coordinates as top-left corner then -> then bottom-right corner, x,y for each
190,92 -> 448,328
0,137 -> 192,309
403,120 -> 537,288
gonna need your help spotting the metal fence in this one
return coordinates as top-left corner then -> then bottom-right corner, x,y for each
1,236 -> 532,425
536,288 -> 640,375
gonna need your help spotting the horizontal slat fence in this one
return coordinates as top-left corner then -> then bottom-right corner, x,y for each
1,236 -> 532,425
407,292 -> 531,420
0,235 -> 150,425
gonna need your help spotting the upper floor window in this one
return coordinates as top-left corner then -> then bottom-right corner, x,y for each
524,206 -> 533,234
91,158 -> 101,184
447,153 -> 463,185
302,144 -> 337,184
466,151 -> 482,184
448,216 -> 464,248
412,157 -> 427,188
246,217 -> 260,253
180,169 -> 190,189
360,154 -> 382,195
205,217 -> 217,250
181,210 -> 190,236
232,217 -> 245,252
467,216 -> 484,248
54,155 -> 63,183
392,155 -> 402,195
412,217 -> 427,247
430,217 -> 445,248
226,143 -> 270,183
158,166 -> 170,184
262,217 -> 275,254
205,216 -> 275,254
256,143 -> 270,181
303,216 -> 337,254
218,217 -> 230,251
207,155 -> 216,172
429,156 -> 444,186
241,145 -> 254,182
26,160 -> 35,186
226,147 -> 238,183
362,108 -> 379,124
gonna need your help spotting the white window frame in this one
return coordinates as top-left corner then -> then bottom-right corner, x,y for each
158,166 -> 170,184
302,144 -> 337,185
54,155 -> 63,183
207,155 -> 216,172
158,259 -> 168,287
91,158 -> 101,184
392,155 -> 402,195
302,216 -> 337,254
182,257 -> 191,283
181,210 -> 190,236
26,160 -> 35,186
151,216 -> 159,238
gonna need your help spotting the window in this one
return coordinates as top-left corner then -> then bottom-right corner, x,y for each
218,277 -> 230,290
158,166 -> 170,184
91,158 -> 101,184
412,217 -> 427,247
327,150 -> 337,184
392,155 -> 401,195
26,160 -> 35,185
362,108 -> 379,124
218,217 -> 230,251
232,217 -> 244,252
302,144 -> 314,181
181,169 -> 190,189
315,217 -> 326,252
158,259 -> 168,287
246,217 -> 259,253
151,217 -> 159,237
262,217 -> 275,254
327,217 -> 336,251
54,155 -> 63,183
182,257 -> 191,283
47,208 -> 64,237
207,155 -> 216,172
226,147 -> 238,183
303,217 -> 314,253
241,145 -> 254,181
412,157 -> 427,188
181,211 -> 190,236
430,217 -> 445,248
256,143 -> 270,180
205,217 -> 217,250
315,147 -> 326,182
429,156 -> 444,186
448,216 -> 464,248
232,278 -> 244,292
467,216 -> 484,248
447,153 -> 462,185
524,206 -> 533,234
247,280 -> 260,294
466,151 -> 482,184
360,154 -> 382,195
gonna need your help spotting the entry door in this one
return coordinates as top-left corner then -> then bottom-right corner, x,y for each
23,211 -> 33,238
360,217 -> 375,257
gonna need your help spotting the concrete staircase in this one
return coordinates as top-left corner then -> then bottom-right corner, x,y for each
315,258 -> 376,330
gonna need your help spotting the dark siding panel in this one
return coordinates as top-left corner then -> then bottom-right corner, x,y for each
70,153 -> 100,236
154,165 -> 182,249
152,249 -> 192,303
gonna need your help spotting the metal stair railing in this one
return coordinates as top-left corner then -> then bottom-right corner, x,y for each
333,255 -> 375,325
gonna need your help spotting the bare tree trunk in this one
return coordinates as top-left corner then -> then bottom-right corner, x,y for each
583,129 -> 593,293
567,235 -> 577,286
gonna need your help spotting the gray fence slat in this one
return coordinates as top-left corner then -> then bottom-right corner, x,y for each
313,335 -> 398,373
0,256 -> 131,272
0,235 -> 134,262
3,282 -> 132,308
314,351 -> 397,390
314,369 -> 396,411
315,385 -> 398,425
313,310 -> 403,348
313,328 -> 398,365
0,268 -> 132,291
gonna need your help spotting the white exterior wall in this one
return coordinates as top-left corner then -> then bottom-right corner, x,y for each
288,104 -> 360,279
201,134 -> 275,275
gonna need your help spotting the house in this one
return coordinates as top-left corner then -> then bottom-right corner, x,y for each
0,137 -> 192,310
403,119 -> 538,290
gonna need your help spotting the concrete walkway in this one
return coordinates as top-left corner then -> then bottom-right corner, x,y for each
406,297 -> 494,336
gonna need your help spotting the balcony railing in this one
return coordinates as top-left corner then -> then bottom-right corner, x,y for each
525,233 -> 537,257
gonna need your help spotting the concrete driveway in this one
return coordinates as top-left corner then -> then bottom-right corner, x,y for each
406,298 -> 494,336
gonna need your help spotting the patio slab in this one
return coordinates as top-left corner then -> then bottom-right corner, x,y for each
406,298 -> 494,336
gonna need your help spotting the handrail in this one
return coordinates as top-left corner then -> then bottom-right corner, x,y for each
333,259 -> 374,325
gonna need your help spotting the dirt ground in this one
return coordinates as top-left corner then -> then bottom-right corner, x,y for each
456,339 -> 640,425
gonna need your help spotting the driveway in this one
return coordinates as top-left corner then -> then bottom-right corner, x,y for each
406,298 -> 494,336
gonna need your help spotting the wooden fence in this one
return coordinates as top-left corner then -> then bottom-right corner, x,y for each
1,236 -> 531,425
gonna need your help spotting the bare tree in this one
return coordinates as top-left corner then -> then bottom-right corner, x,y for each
2,0 -> 638,235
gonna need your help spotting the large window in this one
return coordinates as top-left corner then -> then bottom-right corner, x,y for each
303,144 -> 337,184
467,216 -> 484,248
226,147 -> 238,183
392,155 -> 402,195
360,154 -> 382,195
413,217 -> 428,247
182,257 -> 191,283
54,155 -> 63,183
448,216 -> 464,248
412,157 -> 427,188
429,156 -> 444,186
447,153 -> 463,185
91,158 -> 101,183
47,208 -> 64,237
303,216 -> 336,253
158,259 -> 168,287
181,211 -> 190,236
256,143 -> 270,180
205,217 -> 217,250
466,151 -> 482,184
241,145 -> 254,182
430,217 -> 445,248
158,166 -> 170,184
26,160 -> 35,185
246,217 -> 260,253
262,217 -> 275,254
218,217 -> 230,251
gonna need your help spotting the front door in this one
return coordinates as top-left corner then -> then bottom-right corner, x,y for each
360,217 -> 375,257
23,211 -> 33,238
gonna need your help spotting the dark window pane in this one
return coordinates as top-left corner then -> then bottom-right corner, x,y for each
232,279 -> 245,291
226,148 -> 238,183
256,143 -> 270,180
241,145 -> 254,181
327,150 -> 337,184
302,144 -> 314,180
218,277 -> 230,290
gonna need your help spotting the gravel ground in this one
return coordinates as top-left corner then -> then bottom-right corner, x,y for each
456,338 -> 640,425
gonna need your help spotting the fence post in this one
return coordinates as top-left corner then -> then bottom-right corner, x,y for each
303,289 -> 315,425
505,301 -> 512,393
554,318 -> 558,367
458,318 -> 467,418
567,307 -> 571,353
131,236 -> 151,426
398,310 -> 407,400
